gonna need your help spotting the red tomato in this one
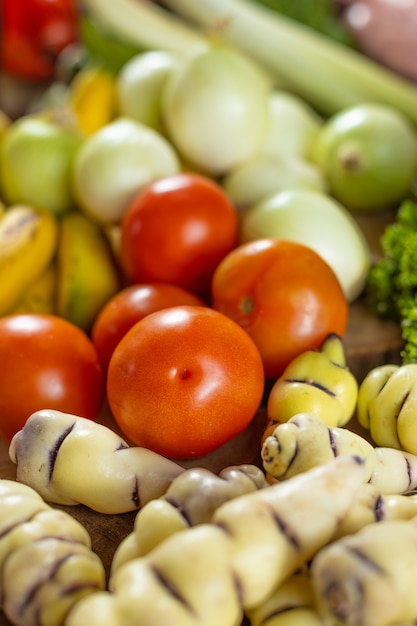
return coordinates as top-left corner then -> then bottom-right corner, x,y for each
0,313 -> 104,442
119,173 -> 238,299
91,283 -> 206,371
107,305 -> 265,459
211,238 -> 348,379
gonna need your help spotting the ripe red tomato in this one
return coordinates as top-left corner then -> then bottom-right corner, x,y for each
0,313 -> 105,442
211,238 -> 348,379
119,173 -> 238,298
107,305 -> 265,459
91,283 -> 206,371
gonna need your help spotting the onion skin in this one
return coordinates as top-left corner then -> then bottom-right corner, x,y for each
162,41 -> 271,175
72,117 -> 181,225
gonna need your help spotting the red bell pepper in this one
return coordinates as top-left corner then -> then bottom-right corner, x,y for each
0,0 -> 79,81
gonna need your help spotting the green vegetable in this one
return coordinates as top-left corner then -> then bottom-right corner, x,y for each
81,0 -> 206,56
80,15 -> 143,74
251,0 -> 356,47
367,200 -> 417,363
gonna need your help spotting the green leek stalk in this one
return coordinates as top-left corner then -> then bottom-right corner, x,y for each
79,0 -> 206,56
161,0 -> 417,126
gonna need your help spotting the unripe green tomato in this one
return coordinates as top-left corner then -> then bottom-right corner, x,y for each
0,115 -> 82,215
312,103 -> 417,212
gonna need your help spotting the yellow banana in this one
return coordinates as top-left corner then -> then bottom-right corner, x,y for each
69,67 -> 118,135
357,363 -> 417,453
0,204 -> 59,315
8,262 -> 57,315
56,210 -> 122,332
265,333 -> 358,433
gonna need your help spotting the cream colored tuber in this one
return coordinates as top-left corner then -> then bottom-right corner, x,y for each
9,409 -> 185,514
357,363 -> 417,454
262,412 -> 417,494
0,478 -> 105,626
66,455 -> 368,626
311,518 -> 417,626
112,463 -> 268,572
246,570 -> 324,626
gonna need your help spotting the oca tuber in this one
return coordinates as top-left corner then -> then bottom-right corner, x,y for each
9,409 -> 184,514
66,455 -> 368,626
0,478 -> 105,626
262,412 -> 417,494
311,517 -> 417,626
112,463 -> 268,573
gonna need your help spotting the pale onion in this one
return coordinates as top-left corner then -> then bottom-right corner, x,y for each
161,41 -> 271,175
261,90 -> 323,161
117,50 -> 183,131
240,188 -> 371,302
72,117 -> 180,224
222,154 -> 326,211
0,115 -> 82,216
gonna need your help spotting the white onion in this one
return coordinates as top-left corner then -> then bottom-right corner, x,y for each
117,50 -> 182,131
261,90 -> 323,161
240,188 -> 371,302
72,117 -> 180,224
222,154 -> 326,211
162,41 -> 271,175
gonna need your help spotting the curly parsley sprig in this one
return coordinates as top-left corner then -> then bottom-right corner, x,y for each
367,200 -> 417,363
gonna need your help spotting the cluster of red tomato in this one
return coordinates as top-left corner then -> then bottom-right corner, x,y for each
0,173 -> 348,459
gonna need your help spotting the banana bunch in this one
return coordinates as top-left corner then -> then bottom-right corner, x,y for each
261,412 -> 417,495
357,363 -> 417,455
1,204 -> 122,332
69,66 -> 118,135
0,478 -> 105,626
263,333 -> 358,443
0,203 -> 58,316
56,210 -> 122,332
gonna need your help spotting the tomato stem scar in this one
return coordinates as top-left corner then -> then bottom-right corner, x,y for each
180,368 -> 190,380
240,296 -> 255,315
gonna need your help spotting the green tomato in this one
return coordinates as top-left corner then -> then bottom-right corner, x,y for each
312,103 -> 417,212
0,116 -> 82,216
